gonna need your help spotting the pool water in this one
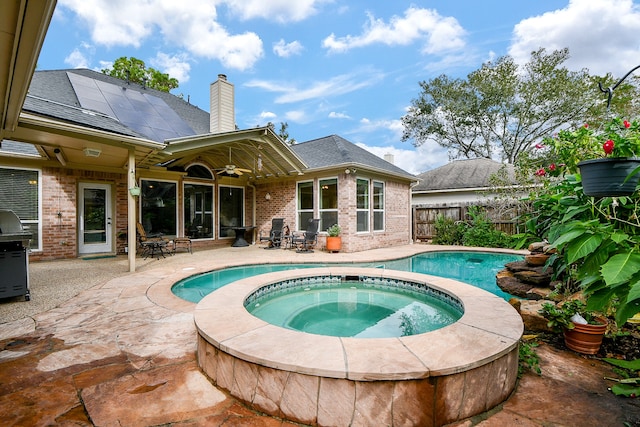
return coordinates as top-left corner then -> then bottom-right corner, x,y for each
246,280 -> 462,338
172,251 -> 522,303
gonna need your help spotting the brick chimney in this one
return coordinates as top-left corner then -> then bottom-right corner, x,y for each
210,74 -> 235,133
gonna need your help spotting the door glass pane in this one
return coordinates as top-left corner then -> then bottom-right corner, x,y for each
184,183 -> 213,239
83,188 -> 106,244
219,186 -> 244,237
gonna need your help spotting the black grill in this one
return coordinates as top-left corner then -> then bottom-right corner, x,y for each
0,209 -> 32,301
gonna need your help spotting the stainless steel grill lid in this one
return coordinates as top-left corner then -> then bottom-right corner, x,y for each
0,209 -> 24,233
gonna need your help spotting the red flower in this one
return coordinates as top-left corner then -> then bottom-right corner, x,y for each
535,143 -> 544,149
584,123 -> 589,128
603,139 -> 614,155
549,163 -> 556,171
624,120 -> 631,128
534,168 -> 546,176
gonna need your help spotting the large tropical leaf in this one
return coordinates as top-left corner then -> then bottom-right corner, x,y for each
566,234 -> 603,264
548,228 -> 585,249
616,296 -> 640,326
601,252 -> 640,286
627,278 -> 640,303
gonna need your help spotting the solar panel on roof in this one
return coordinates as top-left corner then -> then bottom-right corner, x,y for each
67,72 -> 195,142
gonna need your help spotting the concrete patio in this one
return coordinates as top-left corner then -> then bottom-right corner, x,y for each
0,244 -> 638,426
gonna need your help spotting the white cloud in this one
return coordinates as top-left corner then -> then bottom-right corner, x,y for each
273,39 -> 304,58
356,117 -> 403,138
223,0 -> 327,23
245,69 -> 384,103
355,142 -> 447,175
322,7 -> 466,54
260,111 -> 277,119
328,111 -> 351,119
59,0 -> 264,71
64,48 -> 90,68
284,110 -> 307,122
150,52 -> 191,83
509,0 -> 640,76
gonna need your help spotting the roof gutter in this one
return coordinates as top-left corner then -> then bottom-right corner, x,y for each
303,162 -> 416,182
17,112 -> 166,150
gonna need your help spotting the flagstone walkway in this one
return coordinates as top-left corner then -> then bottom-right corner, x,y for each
0,244 -> 638,426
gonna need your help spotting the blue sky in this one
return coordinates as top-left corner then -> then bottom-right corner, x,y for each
37,0 -> 640,174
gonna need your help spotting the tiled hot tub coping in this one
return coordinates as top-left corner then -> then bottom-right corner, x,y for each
194,267 -> 523,380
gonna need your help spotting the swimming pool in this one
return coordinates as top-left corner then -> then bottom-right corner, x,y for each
173,250 -> 522,302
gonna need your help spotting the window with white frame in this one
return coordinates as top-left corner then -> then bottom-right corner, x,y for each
356,178 -> 369,232
296,180 -> 314,231
373,181 -> 385,231
319,178 -> 338,231
0,167 -> 40,250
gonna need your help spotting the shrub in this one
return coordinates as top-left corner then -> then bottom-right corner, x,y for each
432,214 -> 464,245
462,206 -> 514,248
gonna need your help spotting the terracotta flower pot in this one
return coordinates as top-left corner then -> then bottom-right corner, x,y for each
563,317 -> 607,355
578,158 -> 640,197
326,236 -> 341,252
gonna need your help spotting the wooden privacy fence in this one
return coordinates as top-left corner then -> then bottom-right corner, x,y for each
412,203 -> 521,241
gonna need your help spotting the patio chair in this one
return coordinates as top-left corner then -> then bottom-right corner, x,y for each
291,218 -> 320,253
259,218 -> 285,249
136,222 -> 169,259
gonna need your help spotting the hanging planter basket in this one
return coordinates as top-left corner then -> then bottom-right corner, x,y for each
578,157 -> 640,197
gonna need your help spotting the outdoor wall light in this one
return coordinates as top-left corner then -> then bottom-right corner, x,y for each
265,192 -> 271,200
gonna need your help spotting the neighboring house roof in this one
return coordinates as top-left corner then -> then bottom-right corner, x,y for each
413,158 -> 517,192
292,135 -> 415,180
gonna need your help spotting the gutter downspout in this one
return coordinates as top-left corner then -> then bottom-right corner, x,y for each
409,180 -> 421,244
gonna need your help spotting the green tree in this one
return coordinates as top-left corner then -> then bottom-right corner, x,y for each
266,121 -> 296,145
402,48 -> 595,164
101,56 -> 179,92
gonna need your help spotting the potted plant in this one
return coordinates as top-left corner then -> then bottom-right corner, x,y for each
325,224 -> 342,252
541,117 -> 640,196
539,299 -> 608,355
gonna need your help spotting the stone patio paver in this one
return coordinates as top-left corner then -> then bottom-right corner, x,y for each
0,244 -> 638,426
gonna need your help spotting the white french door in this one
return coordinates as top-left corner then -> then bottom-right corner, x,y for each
78,183 -> 112,254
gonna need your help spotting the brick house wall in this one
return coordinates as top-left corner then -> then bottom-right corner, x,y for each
27,165 -> 411,260
254,171 -> 411,253
32,167 -> 128,261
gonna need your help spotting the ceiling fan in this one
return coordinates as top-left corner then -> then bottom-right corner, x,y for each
216,147 -> 252,176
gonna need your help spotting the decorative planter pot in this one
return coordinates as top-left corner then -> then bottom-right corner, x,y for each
326,236 -> 342,252
563,317 -> 607,355
578,158 -> 640,197
129,186 -> 141,197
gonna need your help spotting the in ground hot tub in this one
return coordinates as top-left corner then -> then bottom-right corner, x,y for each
195,267 -> 523,426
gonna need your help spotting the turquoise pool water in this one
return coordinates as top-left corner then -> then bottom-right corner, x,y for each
246,279 -> 463,338
172,251 -> 522,303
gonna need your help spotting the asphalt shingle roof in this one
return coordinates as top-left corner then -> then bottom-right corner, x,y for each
292,135 -> 415,179
413,158 -> 517,191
